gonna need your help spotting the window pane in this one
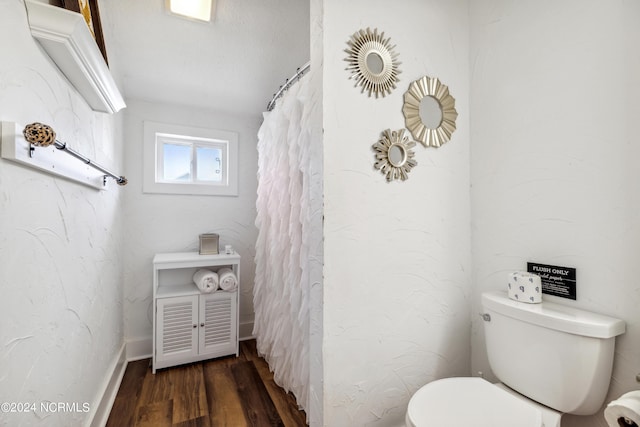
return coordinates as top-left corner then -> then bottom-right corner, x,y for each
196,146 -> 223,182
163,143 -> 191,181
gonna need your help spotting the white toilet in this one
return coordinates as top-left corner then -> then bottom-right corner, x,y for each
406,290 -> 626,427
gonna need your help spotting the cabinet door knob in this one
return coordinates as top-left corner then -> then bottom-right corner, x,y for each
193,324 -> 197,328
200,323 -> 205,327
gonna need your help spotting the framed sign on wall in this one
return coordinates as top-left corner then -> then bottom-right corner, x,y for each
61,0 -> 108,64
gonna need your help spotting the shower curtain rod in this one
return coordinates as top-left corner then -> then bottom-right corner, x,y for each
266,62 -> 310,112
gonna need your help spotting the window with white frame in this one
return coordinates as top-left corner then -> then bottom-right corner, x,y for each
143,121 -> 238,196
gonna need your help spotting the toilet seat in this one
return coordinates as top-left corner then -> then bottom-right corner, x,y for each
406,377 -> 543,427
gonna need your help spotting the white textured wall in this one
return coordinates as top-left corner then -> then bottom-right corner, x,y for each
122,99 -> 260,351
321,1 -> 471,425
308,1 -> 324,425
470,1 -> 640,426
0,1 -> 125,426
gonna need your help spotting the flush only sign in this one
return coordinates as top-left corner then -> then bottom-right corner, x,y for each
527,262 -> 577,300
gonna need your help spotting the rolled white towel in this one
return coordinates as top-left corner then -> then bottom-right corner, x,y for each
193,269 -> 219,293
218,267 -> 238,291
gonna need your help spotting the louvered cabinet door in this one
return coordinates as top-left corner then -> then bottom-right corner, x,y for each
156,295 -> 198,364
198,292 -> 237,357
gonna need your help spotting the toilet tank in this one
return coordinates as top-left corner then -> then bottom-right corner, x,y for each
481,291 -> 625,415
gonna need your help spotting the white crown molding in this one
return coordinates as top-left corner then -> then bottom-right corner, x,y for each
24,0 -> 126,114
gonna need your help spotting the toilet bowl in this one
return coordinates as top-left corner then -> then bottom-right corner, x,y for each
405,377 -> 561,427
405,291 -> 625,427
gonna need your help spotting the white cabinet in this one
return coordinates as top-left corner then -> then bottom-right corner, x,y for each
152,252 -> 240,373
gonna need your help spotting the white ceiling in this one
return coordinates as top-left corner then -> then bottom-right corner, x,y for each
100,0 -> 310,116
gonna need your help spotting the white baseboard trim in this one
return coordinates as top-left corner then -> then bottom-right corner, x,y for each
88,342 -> 127,427
126,338 -> 152,361
239,320 -> 254,340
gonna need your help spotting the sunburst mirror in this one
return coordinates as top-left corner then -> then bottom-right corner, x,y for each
344,27 -> 400,98
373,129 -> 417,182
402,75 -> 458,148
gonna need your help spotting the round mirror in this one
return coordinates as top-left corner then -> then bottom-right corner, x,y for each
344,27 -> 400,98
372,129 -> 417,182
365,52 -> 385,75
402,76 -> 458,148
387,143 -> 406,167
419,96 -> 443,129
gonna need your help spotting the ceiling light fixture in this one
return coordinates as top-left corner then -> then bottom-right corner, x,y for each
166,0 -> 213,22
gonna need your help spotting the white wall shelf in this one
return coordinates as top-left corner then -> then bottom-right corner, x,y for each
0,121 -> 110,190
24,0 -> 125,114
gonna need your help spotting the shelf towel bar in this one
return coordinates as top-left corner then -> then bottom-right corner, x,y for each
23,122 -> 127,186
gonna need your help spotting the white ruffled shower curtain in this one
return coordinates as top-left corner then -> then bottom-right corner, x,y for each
253,68 -> 316,415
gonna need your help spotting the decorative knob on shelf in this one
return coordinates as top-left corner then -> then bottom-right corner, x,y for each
23,122 -> 56,147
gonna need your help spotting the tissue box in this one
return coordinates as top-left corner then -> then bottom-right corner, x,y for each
508,271 -> 542,303
199,233 -> 219,255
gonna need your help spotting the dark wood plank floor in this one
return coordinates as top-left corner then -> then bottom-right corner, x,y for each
106,340 -> 307,427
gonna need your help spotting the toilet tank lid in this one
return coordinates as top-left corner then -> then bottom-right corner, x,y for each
482,291 -> 625,339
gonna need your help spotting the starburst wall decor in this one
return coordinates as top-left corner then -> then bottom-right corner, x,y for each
372,129 -> 417,182
402,75 -> 458,148
344,27 -> 401,98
